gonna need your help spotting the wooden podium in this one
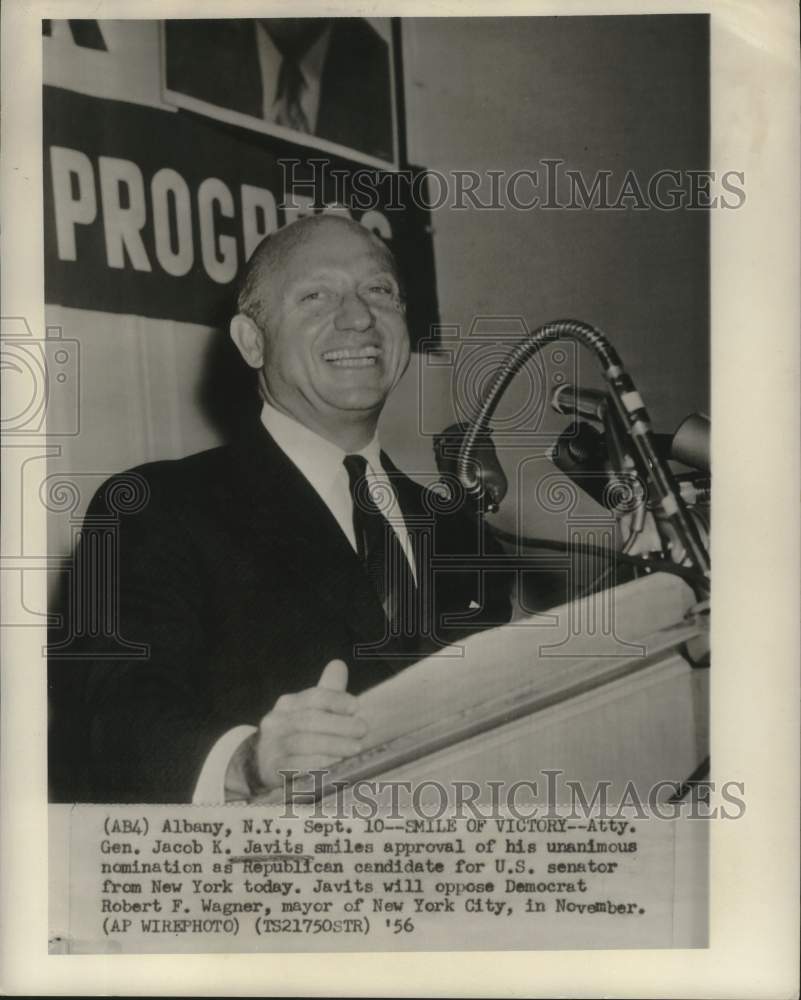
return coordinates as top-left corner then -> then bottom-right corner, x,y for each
300,573 -> 709,804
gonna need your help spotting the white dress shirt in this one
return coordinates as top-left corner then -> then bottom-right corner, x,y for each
192,402 -> 415,804
254,22 -> 332,131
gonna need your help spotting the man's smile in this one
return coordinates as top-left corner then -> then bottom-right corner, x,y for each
321,345 -> 382,368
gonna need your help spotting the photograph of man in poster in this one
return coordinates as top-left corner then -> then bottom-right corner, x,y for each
164,17 -> 395,163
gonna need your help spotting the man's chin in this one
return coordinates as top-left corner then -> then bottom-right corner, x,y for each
323,386 -> 389,414
318,371 -> 392,408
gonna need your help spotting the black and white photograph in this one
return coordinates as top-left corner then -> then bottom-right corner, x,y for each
44,14 -> 713,808
1,0 -> 798,994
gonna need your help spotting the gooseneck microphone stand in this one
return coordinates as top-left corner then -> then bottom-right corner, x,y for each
455,319 -> 711,586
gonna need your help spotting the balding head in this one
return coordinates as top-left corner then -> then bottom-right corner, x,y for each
238,215 -> 402,331
229,213 -> 411,452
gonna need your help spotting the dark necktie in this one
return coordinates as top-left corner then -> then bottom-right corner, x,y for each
275,55 -> 310,133
343,454 -> 417,633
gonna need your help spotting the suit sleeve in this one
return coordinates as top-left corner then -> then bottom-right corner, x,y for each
77,472 -> 234,802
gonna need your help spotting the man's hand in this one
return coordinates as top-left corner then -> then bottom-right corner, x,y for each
253,659 -> 367,793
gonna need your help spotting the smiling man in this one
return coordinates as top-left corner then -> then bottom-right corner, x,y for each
66,215 -> 511,804
230,214 -> 411,452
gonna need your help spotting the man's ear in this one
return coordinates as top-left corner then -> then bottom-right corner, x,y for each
229,313 -> 265,370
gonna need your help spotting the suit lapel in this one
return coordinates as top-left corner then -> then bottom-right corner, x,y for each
230,422 -> 389,646
232,22 -> 263,119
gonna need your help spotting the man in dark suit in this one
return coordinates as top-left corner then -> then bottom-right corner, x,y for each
55,215 -> 510,803
164,18 -> 394,162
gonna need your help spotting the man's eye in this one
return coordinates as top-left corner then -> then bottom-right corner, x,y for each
300,290 -> 326,303
367,284 -> 393,295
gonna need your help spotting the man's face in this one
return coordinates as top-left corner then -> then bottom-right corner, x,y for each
256,222 -> 410,431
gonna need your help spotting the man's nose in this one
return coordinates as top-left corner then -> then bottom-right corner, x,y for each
334,291 -> 374,332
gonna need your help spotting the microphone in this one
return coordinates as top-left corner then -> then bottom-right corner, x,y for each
433,422 -> 508,513
552,386 -> 710,472
671,413 -> 710,473
454,319 -> 709,581
548,420 -> 611,509
551,383 -> 607,423
549,420 -> 647,514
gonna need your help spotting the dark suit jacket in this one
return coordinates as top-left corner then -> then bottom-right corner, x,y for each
49,422 -> 511,803
165,18 -> 394,162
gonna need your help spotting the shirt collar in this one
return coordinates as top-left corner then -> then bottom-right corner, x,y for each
260,401 -> 383,496
299,24 -> 331,83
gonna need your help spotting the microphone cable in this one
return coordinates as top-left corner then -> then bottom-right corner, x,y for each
487,523 -> 710,593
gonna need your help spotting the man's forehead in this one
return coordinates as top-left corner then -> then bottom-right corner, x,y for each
296,221 -> 389,257
274,225 -> 396,280
285,248 -> 397,280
